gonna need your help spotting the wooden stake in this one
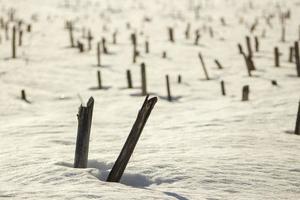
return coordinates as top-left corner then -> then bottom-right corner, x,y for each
145,40 -> 149,54
166,75 -> 172,101
178,75 -> 182,84
185,23 -> 190,39
289,46 -> 294,63
141,63 -> 147,96
12,26 -> 16,58
126,69 -> 133,89
214,59 -> 223,69
97,71 -> 102,89
102,37 -> 108,54
168,27 -> 174,42
106,95 -> 157,182
246,36 -> 252,58
242,85 -> 249,101
274,47 -> 280,67
87,30 -> 93,51
221,80 -> 226,96
238,43 -> 243,54
198,53 -> 210,80
294,41 -> 300,77
18,30 -> 23,46
74,97 -> 94,168
97,42 -> 101,67
69,22 -> 74,47
295,101 -> 300,135
254,36 -> 259,52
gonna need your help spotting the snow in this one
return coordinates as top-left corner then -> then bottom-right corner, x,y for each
0,0 -> 300,199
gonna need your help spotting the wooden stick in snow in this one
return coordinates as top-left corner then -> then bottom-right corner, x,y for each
254,36 -> 259,52
106,95 -> 157,182
74,97 -> 94,168
12,26 -> 16,58
168,27 -> 174,42
126,69 -> 133,89
68,22 -> 75,47
274,47 -> 280,67
214,59 -> 223,69
242,85 -> 249,101
141,63 -> 147,96
166,75 -> 172,101
289,46 -> 294,63
295,101 -> 300,135
18,29 -> 23,46
198,53 -> 210,80
220,80 -> 226,96
294,41 -> 300,77
97,42 -> 101,67
97,71 -> 102,89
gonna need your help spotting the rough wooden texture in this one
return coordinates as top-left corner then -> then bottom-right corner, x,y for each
106,96 -> 157,182
198,53 -> 210,80
74,97 -> 94,168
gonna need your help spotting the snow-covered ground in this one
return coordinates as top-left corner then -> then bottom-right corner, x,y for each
1,0 -> 300,199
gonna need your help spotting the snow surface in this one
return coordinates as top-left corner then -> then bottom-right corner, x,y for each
0,0 -> 300,199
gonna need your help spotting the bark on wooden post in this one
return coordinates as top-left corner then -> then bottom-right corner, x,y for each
126,69 -> 133,89
74,97 -> 94,168
246,36 -> 252,58
220,80 -> 226,96
97,42 -> 101,67
274,47 -> 280,67
106,95 -> 157,182
141,63 -> 147,96
166,75 -> 172,101
97,71 -> 102,89
294,101 -> 300,135
198,53 -> 210,80
242,85 -> 249,101
294,41 -> 300,77
12,26 -> 16,58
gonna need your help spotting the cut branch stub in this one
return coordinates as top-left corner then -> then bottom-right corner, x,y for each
74,97 -> 94,168
106,95 -> 158,182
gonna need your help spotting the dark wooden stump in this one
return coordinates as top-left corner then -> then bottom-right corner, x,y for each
106,96 -> 157,182
74,97 -> 94,168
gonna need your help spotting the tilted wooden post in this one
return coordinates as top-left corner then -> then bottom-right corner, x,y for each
97,71 -> 102,89
294,101 -> 300,135
242,85 -> 249,101
74,97 -> 94,168
165,75 -> 172,101
294,41 -> 300,77
126,69 -> 133,89
198,53 -> 210,80
214,59 -> 223,69
12,26 -> 16,58
97,41 -> 101,67
274,47 -> 280,67
242,53 -> 252,77
220,80 -> 226,96
106,95 -> 157,182
141,63 -> 147,96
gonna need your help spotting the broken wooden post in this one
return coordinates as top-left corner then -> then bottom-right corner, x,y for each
242,85 -> 249,101
106,95 -> 157,182
294,41 -> 300,77
214,59 -> 223,69
12,26 -> 16,58
74,97 -> 94,168
97,71 -> 102,89
274,47 -> 280,67
295,101 -> 300,135
198,53 -> 210,80
254,36 -> 259,52
97,42 -> 101,67
289,46 -> 294,63
166,75 -> 172,101
68,22 -> 75,47
126,70 -> 133,89
141,63 -> 147,96
18,29 -> 23,46
168,27 -> 174,42
220,80 -> 226,96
